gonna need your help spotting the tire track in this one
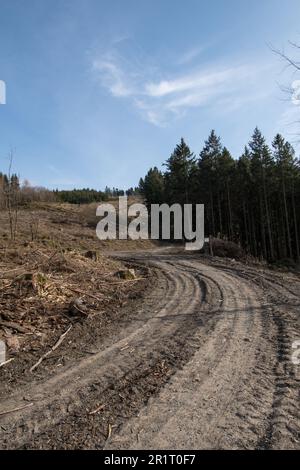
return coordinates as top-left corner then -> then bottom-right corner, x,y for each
0,256 -> 209,448
199,260 -> 300,449
106,257 -> 266,449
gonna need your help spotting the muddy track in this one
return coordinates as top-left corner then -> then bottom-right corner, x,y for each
0,251 -> 299,449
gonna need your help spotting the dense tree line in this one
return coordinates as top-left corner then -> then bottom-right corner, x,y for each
104,186 -> 140,197
139,128 -> 300,262
125,186 -> 140,196
1,174 -> 139,207
104,186 -> 125,197
1,174 -> 107,206
55,185 -> 140,204
54,188 -> 107,204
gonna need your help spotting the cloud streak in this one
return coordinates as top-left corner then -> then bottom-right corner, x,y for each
93,58 -> 133,97
144,67 -> 243,97
92,49 -> 274,126
176,46 -> 206,65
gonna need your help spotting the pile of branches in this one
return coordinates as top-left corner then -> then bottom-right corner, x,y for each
0,246 -> 142,355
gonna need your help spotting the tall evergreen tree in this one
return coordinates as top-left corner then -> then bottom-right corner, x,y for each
164,138 -> 196,206
198,130 -> 222,236
140,167 -> 165,209
249,127 -> 274,259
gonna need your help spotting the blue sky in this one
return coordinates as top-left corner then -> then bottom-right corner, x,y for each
0,0 -> 299,190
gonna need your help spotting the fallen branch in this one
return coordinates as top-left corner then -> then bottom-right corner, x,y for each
0,402 -> 33,417
102,271 -> 118,278
0,358 -> 14,368
0,320 -> 31,334
0,267 -> 27,277
98,277 -> 146,285
89,404 -> 105,415
107,423 -> 112,440
63,286 -> 107,303
30,325 -> 72,372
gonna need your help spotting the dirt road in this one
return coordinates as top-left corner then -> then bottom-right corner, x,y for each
0,250 -> 299,449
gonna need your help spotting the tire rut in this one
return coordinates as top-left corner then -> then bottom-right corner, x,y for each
0,256 -> 210,449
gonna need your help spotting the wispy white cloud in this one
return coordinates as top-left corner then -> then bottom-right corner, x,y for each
146,66 -> 249,106
93,57 -> 134,97
144,68 -> 240,97
92,48 -> 275,127
176,46 -> 206,65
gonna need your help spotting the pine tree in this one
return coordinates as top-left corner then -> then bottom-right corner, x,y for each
140,167 -> 165,209
272,134 -> 293,258
198,130 -> 222,236
249,127 -> 274,260
235,147 -> 255,254
164,138 -> 196,206
216,147 -> 235,238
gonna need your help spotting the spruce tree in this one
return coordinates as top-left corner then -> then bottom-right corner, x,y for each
164,138 -> 196,206
198,130 -> 222,236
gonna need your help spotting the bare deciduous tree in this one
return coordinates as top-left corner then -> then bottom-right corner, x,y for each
271,41 -> 300,72
4,149 -> 20,241
271,41 -> 300,136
